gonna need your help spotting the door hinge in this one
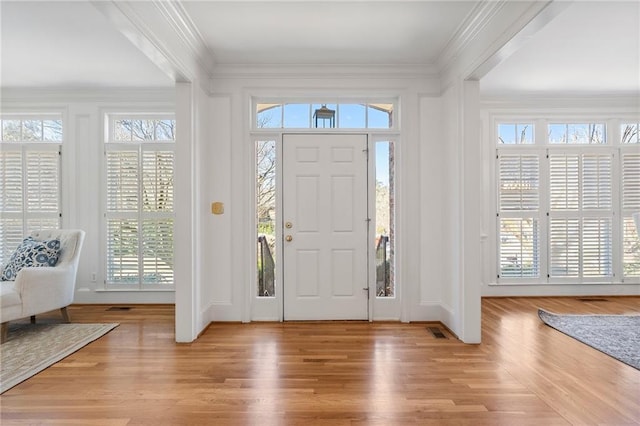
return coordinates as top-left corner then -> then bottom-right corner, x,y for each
362,287 -> 370,299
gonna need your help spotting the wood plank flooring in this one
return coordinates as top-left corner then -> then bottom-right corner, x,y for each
1,297 -> 639,425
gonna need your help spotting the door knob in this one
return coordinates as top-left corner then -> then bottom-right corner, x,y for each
285,235 -> 293,242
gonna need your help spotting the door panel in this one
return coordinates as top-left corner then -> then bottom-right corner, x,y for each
283,134 -> 368,320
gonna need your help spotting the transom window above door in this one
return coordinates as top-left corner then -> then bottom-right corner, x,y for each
254,101 -> 395,130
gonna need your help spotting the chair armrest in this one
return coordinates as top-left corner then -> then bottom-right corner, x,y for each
14,266 -> 76,316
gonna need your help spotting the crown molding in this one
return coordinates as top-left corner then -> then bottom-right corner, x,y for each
436,0 -> 506,74
210,63 -> 439,81
438,1 -> 558,93
481,93 -> 640,112
0,87 -> 175,104
91,1 -> 213,93
152,1 -> 216,76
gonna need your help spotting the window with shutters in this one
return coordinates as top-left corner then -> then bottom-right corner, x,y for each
621,122 -> 640,277
497,145 -> 540,278
548,151 -> 613,278
496,119 -> 638,284
0,116 -> 62,264
104,115 -> 175,289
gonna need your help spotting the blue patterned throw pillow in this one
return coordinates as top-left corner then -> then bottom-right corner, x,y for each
0,237 -> 61,281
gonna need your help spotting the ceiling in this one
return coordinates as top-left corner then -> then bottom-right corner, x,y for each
0,1 -> 173,88
481,1 -> 640,95
1,1 -> 638,95
182,1 -> 475,65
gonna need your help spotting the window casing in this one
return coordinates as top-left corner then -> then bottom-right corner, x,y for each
0,115 -> 62,264
496,120 -> 639,284
104,114 -> 175,289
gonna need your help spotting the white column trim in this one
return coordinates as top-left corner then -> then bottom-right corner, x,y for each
174,82 -> 198,342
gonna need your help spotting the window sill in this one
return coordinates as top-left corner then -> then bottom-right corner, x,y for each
95,288 -> 175,292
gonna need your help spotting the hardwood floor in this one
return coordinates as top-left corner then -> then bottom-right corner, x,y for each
1,297 -> 639,425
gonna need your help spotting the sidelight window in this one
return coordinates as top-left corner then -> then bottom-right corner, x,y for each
375,141 -> 395,296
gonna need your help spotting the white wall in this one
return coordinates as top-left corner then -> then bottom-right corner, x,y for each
201,93 -> 238,321
174,80 -> 217,342
200,95 -> 232,321
440,84 -> 461,331
1,88 -> 177,305
436,81 -> 483,343
418,96 -> 447,319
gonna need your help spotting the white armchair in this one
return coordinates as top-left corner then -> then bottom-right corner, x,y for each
1,229 -> 85,341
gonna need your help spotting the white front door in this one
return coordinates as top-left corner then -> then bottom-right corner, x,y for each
282,134 -> 369,320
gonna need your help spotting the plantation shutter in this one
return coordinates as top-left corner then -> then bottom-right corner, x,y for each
549,154 -> 579,211
582,154 -> 612,210
26,150 -> 60,213
582,218 -> 612,277
104,116 -> 175,289
106,150 -> 139,212
0,149 -> 23,213
107,219 -> 139,283
0,145 -> 60,264
0,149 -> 24,262
499,218 -> 539,277
497,153 -> 540,278
549,152 -> 613,278
141,149 -> 174,285
498,154 -> 539,211
142,219 -> 174,284
25,148 -> 61,235
622,152 -> 640,210
622,151 -> 640,277
549,218 -> 580,277
142,150 -> 174,212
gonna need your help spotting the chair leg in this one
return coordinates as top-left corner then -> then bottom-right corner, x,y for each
1,323 -> 8,343
60,307 -> 70,323
30,315 -> 36,324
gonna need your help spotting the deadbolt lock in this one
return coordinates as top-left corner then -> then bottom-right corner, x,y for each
285,222 -> 293,229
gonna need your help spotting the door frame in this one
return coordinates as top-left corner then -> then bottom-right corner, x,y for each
250,131 -> 402,322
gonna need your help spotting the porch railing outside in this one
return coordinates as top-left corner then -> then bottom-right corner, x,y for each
376,235 -> 391,296
258,235 -> 275,296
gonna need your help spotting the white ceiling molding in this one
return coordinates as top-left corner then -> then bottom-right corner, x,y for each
152,1 -> 216,75
0,87 -> 175,105
436,0 -> 506,75
210,63 -> 439,81
438,0 -> 554,92
91,1 -> 214,92
481,95 -> 640,113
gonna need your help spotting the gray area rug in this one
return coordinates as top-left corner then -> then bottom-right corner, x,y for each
1,322 -> 118,393
538,309 -> 640,370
